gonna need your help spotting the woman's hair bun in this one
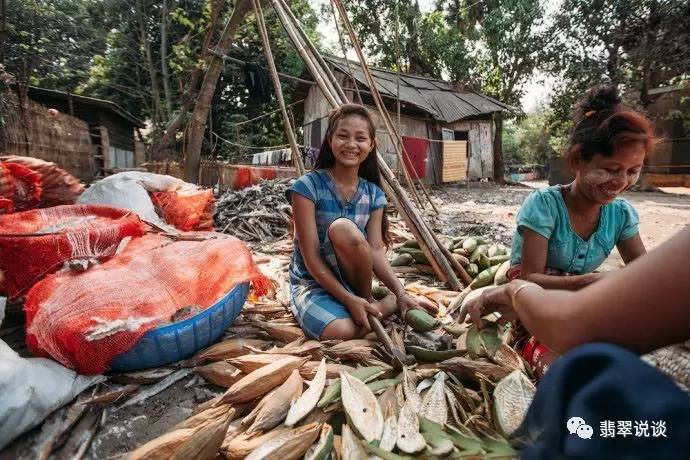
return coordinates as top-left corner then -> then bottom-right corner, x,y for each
577,85 -> 622,114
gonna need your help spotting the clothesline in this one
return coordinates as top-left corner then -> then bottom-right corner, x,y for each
212,131 -> 305,150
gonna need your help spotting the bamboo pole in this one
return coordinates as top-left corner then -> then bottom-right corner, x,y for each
386,118 -> 440,214
270,0 -> 343,107
275,0 -> 349,103
330,0 -> 464,289
329,0 -> 424,210
250,0 -> 305,175
270,0 -> 464,289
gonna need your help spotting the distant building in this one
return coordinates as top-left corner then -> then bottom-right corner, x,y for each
1,86 -> 144,181
645,85 -> 689,176
293,55 -> 511,184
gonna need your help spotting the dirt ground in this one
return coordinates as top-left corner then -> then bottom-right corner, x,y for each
3,181 -> 688,459
432,180 -> 690,271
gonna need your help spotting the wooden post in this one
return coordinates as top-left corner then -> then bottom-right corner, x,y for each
100,126 -> 110,174
493,111 -> 505,184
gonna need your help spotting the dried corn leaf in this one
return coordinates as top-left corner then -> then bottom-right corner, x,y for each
245,423 -> 322,460
255,320 -> 305,343
188,338 -> 269,365
247,340 -> 322,357
219,356 -> 308,404
379,416 -> 398,451
493,370 -> 535,436
491,343 -> 527,373
174,403 -> 239,430
341,424 -> 367,460
378,385 -> 400,419
396,402 -> 425,454
340,372 -> 384,443
171,415 -> 230,460
286,359 -> 327,426
246,369 -> 303,434
227,354 -> 280,374
439,357 -> 512,382
194,361 -> 244,387
127,426 -> 199,460
402,367 -> 421,412
419,373 -> 448,425
324,344 -> 374,362
222,427 -> 289,459
299,361 -> 354,380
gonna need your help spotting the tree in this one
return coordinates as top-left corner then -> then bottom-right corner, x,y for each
5,0 -> 108,90
542,0 -> 690,139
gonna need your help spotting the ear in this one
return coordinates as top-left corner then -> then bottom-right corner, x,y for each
567,146 -> 585,172
369,138 -> 377,153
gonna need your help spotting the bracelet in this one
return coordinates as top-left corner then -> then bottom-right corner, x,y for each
511,281 -> 541,308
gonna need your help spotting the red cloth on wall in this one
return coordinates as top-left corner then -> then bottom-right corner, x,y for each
401,136 -> 429,180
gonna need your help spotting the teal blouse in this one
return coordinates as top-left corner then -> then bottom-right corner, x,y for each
509,185 -> 640,274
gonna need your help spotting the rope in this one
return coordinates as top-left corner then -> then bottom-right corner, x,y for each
330,3 -> 363,103
212,131 -> 303,150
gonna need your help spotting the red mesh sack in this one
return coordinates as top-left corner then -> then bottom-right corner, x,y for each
24,233 -> 270,374
1,155 -> 85,207
150,188 -> 215,231
0,204 -> 147,299
0,162 -> 43,213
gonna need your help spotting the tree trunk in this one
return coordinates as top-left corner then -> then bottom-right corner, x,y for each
0,0 -> 6,66
156,0 -> 225,159
160,0 -> 173,117
184,0 -> 253,183
136,0 -> 164,128
493,112 -> 505,184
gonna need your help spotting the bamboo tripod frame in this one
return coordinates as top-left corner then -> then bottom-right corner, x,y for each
270,0 -> 471,288
250,0 -> 305,176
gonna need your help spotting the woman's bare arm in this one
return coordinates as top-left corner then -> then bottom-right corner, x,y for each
520,229 -> 599,290
464,227 -> 690,355
617,233 -> 646,264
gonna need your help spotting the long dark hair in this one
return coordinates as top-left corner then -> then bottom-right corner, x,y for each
314,103 -> 391,246
567,85 -> 657,166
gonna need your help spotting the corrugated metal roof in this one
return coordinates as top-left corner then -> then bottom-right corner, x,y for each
323,55 -> 510,122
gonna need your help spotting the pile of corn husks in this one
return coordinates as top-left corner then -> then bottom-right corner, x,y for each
119,250 -> 536,459
214,179 -> 293,241
20,226 -> 535,459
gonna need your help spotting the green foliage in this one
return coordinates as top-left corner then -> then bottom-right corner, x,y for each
6,0 -> 318,159
504,112 -> 559,168
347,0 -> 545,107
6,0 -> 108,90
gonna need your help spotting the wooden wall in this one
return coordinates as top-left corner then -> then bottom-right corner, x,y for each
301,75 -> 497,183
450,119 -> 495,180
0,93 -> 94,181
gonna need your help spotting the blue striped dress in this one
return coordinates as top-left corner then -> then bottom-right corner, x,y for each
287,169 -> 387,339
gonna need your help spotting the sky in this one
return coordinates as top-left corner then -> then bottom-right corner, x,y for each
309,0 -> 557,113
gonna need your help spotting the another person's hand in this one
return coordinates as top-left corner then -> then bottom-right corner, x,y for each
459,283 -> 523,327
396,292 -> 437,318
345,295 -> 381,330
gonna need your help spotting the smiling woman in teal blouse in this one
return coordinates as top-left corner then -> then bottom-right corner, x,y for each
509,85 -> 656,290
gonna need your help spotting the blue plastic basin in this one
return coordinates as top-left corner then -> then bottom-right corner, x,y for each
109,282 -> 250,372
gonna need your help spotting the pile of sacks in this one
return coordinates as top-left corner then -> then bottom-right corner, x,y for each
1,169 -> 268,374
0,156 -> 84,213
